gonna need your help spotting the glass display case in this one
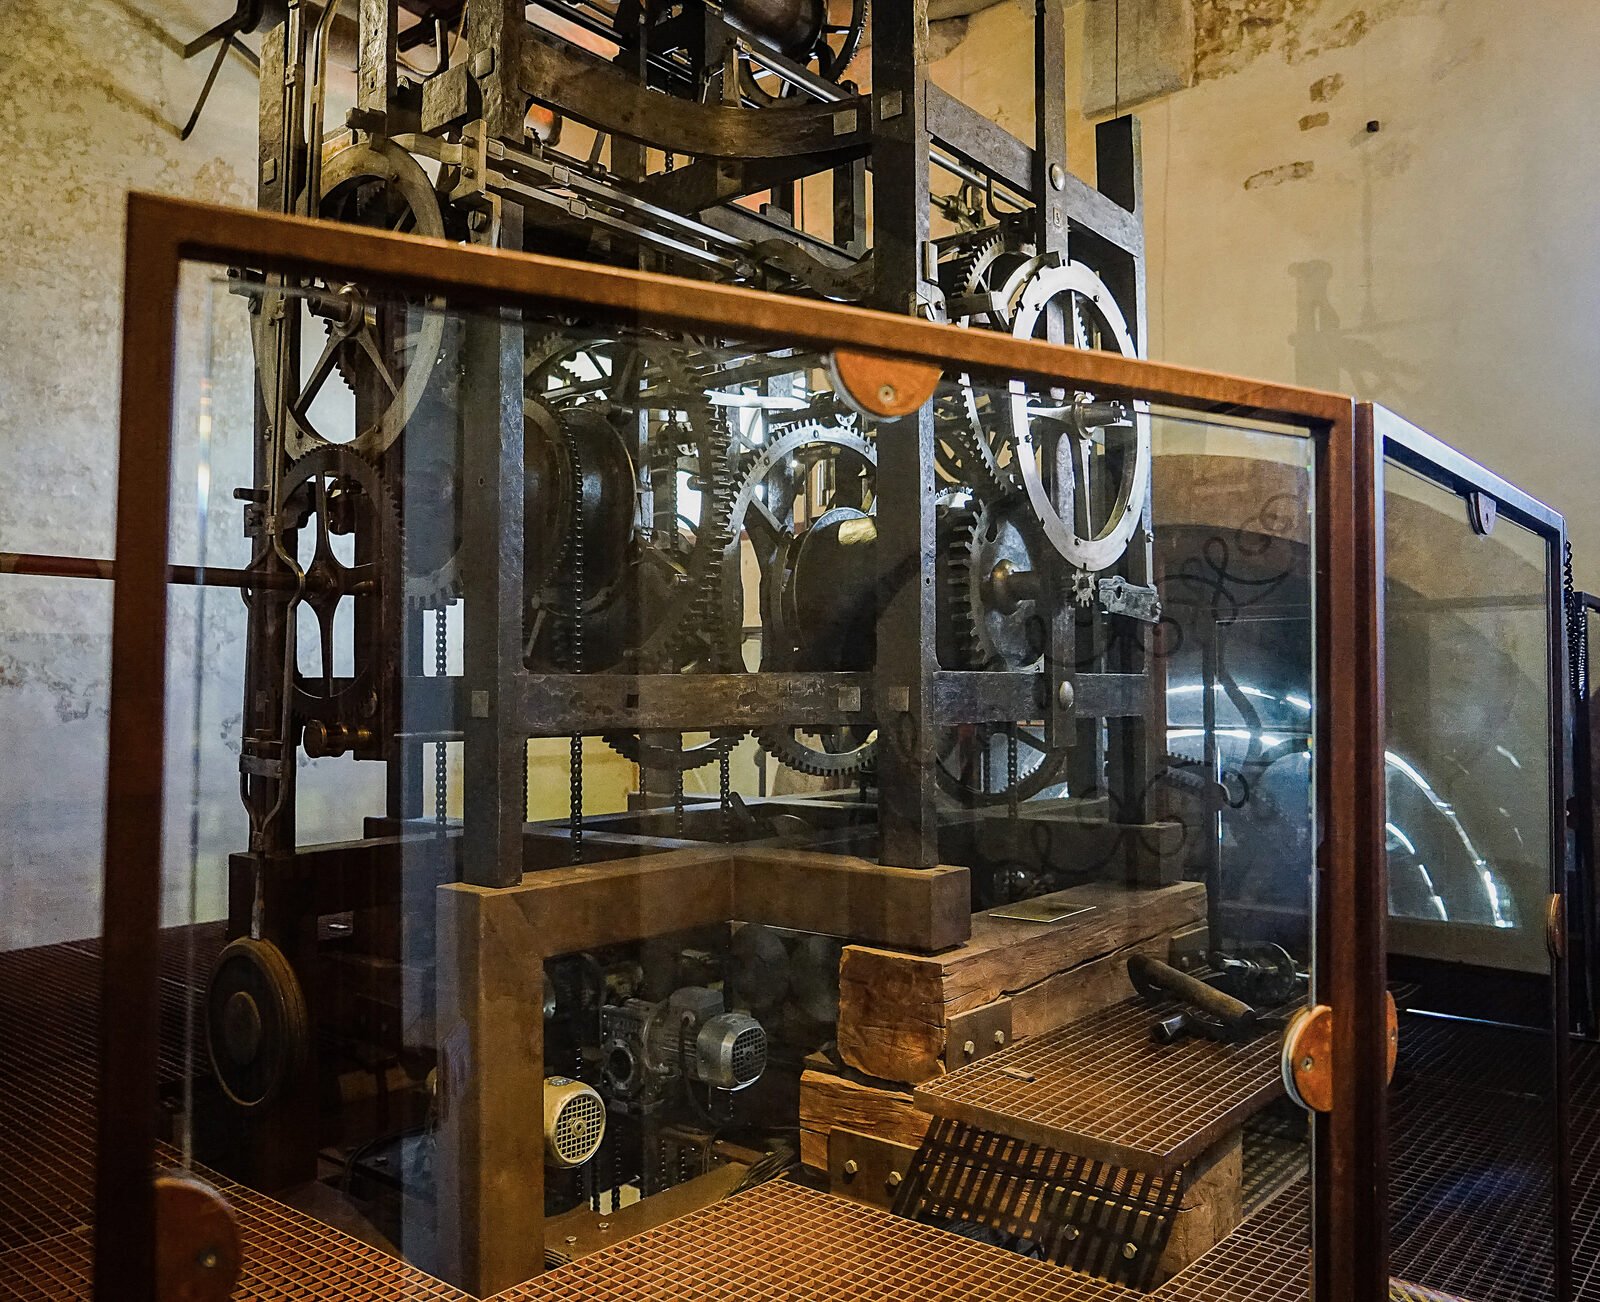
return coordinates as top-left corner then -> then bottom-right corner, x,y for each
4,191 -> 1580,1302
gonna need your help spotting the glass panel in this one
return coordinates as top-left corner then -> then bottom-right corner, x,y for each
1383,457 -> 1558,1301
122,263 -> 1335,1300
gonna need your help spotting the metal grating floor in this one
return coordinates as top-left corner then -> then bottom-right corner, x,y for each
0,929 -> 1594,1302
490,1180 -> 1140,1302
0,928 -> 470,1301
915,995 -> 1284,1174
1386,1016 -> 1558,1302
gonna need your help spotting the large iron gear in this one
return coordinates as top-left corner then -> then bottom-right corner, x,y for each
940,495 -> 1056,668
525,334 -> 742,674
736,0 -> 869,104
738,413 -> 879,779
1004,259 -> 1152,574
934,378 -> 1011,506
523,336 -> 745,772
253,139 -> 448,463
935,722 -> 1070,807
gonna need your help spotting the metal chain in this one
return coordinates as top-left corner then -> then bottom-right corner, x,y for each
435,607 -> 448,829
1567,541 -> 1586,704
568,432 -> 586,862
1007,725 -> 1020,819
674,754 -> 686,837
719,745 -> 732,843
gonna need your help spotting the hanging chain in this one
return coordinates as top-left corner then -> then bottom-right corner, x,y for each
719,746 -> 732,843
1007,725 -> 1020,819
435,607 -> 448,829
567,432 -> 586,862
1567,541 -> 1586,705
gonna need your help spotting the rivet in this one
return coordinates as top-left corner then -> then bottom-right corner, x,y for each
878,383 -> 897,405
843,1159 -> 859,1177
197,1249 -> 219,1270
1301,1056 -> 1314,1071
1049,162 -> 1066,190
1057,680 -> 1075,709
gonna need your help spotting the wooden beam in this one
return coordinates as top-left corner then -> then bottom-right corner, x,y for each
837,880 -> 1205,1082
1010,934 -> 1171,1040
434,882 -> 545,1295
733,848 -> 970,953
798,1069 -> 933,1171
1156,1134 -> 1244,1283
504,848 -> 736,954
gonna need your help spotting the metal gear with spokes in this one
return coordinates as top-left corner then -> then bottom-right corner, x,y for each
253,139 -> 448,463
1004,258 -> 1152,574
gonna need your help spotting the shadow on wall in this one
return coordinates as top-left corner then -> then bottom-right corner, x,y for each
1288,258 -> 1418,402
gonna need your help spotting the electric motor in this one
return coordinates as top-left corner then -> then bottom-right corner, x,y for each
544,1076 -> 607,1169
599,986 -> 768,1104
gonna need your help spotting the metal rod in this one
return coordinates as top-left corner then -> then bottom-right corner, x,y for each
0,551 -> 275,590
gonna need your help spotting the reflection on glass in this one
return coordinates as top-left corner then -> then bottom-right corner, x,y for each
1382,453 -> 1558,1302
55,268 -> 1347,1301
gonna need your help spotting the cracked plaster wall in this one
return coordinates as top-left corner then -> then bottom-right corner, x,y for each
941,0 -> 1600,585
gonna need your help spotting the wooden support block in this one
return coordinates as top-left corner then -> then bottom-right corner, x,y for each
434,882 -> 546,1297
734,847 -> 970,953
837,880 -> 1205,1083
798,1069 -> 933,1171
506,848 -> 736,954
827,1129 -> 920,1211
493,845 -> 969,960
1156,1133 -> 1244,1283
1009,934 -> 1169,1040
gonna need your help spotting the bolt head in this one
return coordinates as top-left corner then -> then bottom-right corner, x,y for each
843,1159 -> 859,1177
993,1029 -> 1006,1046
1049,162 -> 1066,190
1301,1055 -> 1315,1071
877,383 -> 897,405
1122,1242 -> 1138,1259
886,1170 -> 903,1188
962,1039 -> 976,1056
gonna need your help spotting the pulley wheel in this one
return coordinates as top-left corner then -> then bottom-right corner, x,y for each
205,937 -> 309,1109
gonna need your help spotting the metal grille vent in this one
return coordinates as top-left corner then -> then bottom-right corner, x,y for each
553,1091 -> 605,1166
730,1024 -> 767,1085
